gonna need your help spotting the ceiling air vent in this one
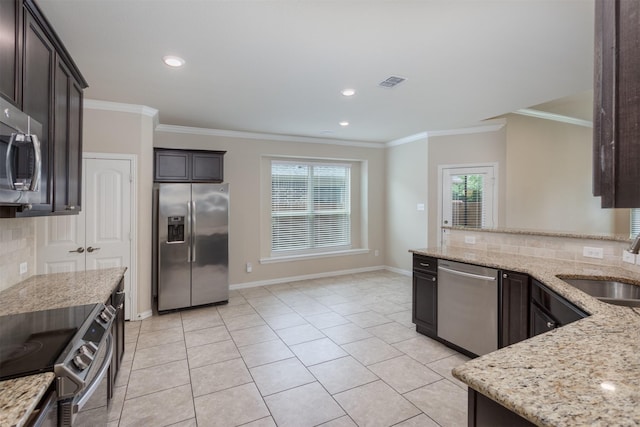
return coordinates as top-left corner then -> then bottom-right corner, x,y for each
378,76 -> 407,88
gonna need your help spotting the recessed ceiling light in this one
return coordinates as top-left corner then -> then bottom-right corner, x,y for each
341,88 -> 356,97
163,56 -> 185,68
339,121 -> 350,127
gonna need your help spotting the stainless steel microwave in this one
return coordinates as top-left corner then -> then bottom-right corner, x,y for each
0,98 -> 43,206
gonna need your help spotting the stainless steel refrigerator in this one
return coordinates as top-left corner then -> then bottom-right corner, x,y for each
154,183 -> 229,312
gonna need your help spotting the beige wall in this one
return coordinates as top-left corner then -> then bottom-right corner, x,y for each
504,114 -> 629,235
83,107 -> 155,316
427,128 -> 508,247
385,139 -> 428,272
154,130 -> 386,285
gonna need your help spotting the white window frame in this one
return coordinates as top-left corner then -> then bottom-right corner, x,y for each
270,159 -> 353,258
631,209 -> 640,238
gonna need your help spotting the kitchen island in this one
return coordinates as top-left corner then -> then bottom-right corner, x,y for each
412,247 -> 640,426
0,267 -> 126,427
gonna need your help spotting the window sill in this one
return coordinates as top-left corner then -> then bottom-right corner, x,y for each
260,248 -> 370,264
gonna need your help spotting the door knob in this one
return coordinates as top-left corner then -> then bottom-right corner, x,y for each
68,247 -> 85,253
87,246 -> 101,253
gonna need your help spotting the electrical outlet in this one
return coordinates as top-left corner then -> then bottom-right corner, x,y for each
582,246 -> 604,259
374,250 -> 379,257
19,262 -> 27,275
623,250 -> 636,264
246,262 -> 252,273
465,236 -> 476,244
416,203 -> 425,211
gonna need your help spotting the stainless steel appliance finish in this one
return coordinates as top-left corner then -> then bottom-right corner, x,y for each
437,260 -> 499,356
0,97 -> 43,206
156,183 -> 229,311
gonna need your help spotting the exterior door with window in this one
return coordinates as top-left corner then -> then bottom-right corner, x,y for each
441,166 -> 496,234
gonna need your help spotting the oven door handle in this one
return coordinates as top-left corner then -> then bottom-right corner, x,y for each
75,333 -> 113,411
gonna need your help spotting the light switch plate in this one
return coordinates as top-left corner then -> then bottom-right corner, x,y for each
465,236 -> 476,244
19,262 -> 27,275
623,251 -> 636,264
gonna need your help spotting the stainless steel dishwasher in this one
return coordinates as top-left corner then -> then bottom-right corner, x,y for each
437,260 -> 499,356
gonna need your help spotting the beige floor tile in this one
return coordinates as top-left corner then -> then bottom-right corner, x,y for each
140,312 -> 182,333
385,309 -> 414,328
308,356 -> 378,394
132,341 -> 186,370
187,339 -> 240,369
136,327 -> 184,350
194,383 -> 269,426
393,336 -> 457,365
290,338 -> 348,366
115,360 -> 132,388
426,353 -> 471,390
322,323 -> 373,345
368,355 -> 442,394
304,311 -> 350,329
108,385 -> 126,422
313,294 -> 350,306
180,308 -> 224,332
250,357 -> 316,396
342,337 -> 402,366
239,287 -> 272,299
365,300 -> 405,315
238,339 -> 294,368
167,419 -> 198,427
328,302 -> 369,316
218,303 -> 258,320
276,323 -> 325,346
264,382 -> 345,427
394,414 -> 439,427
223,313 -> 267,331
334,380 -> 420,427
226,295 -> 247,306
317,416 -> 358,427
345,311 -> 392,328
230,324 -> 279,347
293,302 -> 332,316
191,358 -> 253,397
366,322 -> 420,344
184,325 -> 231,348
119,384 -> 195,427
121,342 -> 135,363
404,379 -> 468,427
242,417 -> 277,427
246,295 -> 282,307
262,312 -> 308,330
126,359 -> 190,399
254,303 -> 295,317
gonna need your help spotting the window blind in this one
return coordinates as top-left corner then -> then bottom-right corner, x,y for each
450,174 -> 485,228
631,209 -> 640,238
271,161 -> 351,253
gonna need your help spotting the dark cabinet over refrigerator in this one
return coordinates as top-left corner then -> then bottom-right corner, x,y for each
154,183 -> 229,312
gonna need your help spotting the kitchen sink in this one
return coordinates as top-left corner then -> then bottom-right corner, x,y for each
561,278 -> 640,307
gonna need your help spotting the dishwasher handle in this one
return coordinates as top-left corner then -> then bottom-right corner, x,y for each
438,265 -> 497,281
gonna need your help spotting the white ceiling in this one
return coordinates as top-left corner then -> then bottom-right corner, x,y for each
37,0 -> 595,144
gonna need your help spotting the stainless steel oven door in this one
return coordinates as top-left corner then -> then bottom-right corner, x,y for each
58,334 -> 114,427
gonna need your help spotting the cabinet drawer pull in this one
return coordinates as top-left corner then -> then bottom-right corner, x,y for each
419,263 -> 430,268
66,205 -> 76,211
431,277 -> 436,282
546,321 -> 556,329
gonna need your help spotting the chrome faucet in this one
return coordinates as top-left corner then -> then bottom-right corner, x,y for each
629,234 -> 640,254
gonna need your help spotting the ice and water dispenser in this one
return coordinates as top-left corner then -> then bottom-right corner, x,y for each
167,216 -> 185,243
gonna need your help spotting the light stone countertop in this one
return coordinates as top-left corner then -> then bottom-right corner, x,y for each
0,373 -> 55,427
411,247 -> 640,427
0,267 -> 126,427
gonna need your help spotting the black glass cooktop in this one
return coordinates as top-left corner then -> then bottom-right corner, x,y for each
0,304 -> 98,380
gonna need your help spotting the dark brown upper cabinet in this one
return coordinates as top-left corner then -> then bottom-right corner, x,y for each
593,0 -> 640,208
154,148 -> 226,183
0,0 -> 87,217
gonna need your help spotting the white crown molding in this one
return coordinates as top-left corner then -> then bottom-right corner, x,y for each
84,99 -> 159,119
514,108 -> 593,128
427,118 -> 507,137
155,124 -> 385,149
386,131 -> 429,147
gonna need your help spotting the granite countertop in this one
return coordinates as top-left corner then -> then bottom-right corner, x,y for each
411,247 -> 640,427
0,267 -> 127,427
0,373 -> 55,427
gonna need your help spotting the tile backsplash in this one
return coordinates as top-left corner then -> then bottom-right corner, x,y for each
0,218 -> 36,291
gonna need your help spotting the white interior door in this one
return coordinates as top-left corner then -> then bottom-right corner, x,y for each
36,156 -> 134,319
440,165 -> 496,244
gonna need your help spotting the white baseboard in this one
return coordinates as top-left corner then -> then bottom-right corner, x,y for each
133,310 -> 153,321
384,266 -> 411,276
230,265 -> 387,290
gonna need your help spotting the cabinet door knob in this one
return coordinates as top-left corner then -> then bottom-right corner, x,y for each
68,247 -> 84,253
431,277 -> 436,282
546,321 -> 556,329
503,273 -> 508,279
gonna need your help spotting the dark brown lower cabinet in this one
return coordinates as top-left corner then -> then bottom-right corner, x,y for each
412,270 -> 437,338
468,389 -> 535,427
500,271 -> 529,348
108,278 -> 125,399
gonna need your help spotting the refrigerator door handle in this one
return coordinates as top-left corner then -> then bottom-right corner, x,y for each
187,201 -> 192,262
191,200 -> 197,263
